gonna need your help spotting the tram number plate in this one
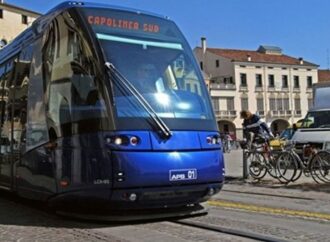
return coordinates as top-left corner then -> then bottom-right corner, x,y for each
169,169 -> 197,181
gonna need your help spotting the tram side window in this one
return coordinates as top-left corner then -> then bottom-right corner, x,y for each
11,45 -> 33,152
26,36 -> 49,151
0,59 -> 15,157
0,65 -> 6,153
43,22 -> 55,88
46,12 -> 106,137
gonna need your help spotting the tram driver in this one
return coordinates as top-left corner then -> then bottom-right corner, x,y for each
134,63 -> 164,93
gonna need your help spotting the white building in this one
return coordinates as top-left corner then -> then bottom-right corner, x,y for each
0,0 -> 40,48
194,38 -> 318,139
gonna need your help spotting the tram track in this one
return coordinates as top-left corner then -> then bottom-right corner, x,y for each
170,219 -> 286,242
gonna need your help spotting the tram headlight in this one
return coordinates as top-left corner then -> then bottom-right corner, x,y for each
211,137 -> 217,144
206,136 -> 212,144
105,135 -> 140,146
130,136 -> 139,146
206,135 -> 221,145
114,137 -> 123,145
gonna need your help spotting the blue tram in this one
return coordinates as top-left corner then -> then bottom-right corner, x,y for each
0,1 -> 224,219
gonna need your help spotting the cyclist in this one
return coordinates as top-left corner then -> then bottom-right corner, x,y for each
240,110 -> 274,144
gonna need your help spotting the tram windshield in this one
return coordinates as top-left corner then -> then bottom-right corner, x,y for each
81,8 -> 216,131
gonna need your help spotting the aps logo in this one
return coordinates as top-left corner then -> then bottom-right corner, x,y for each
169,169 -> 197,181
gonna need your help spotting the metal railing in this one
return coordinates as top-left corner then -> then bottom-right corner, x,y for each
209,83 -> 236,90
269,110 -> 292,117
214,110 -> 237,118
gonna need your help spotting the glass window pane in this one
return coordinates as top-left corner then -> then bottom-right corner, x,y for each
257,98 -> 264,111
0,59 -> 15,158
295,98 -> 301,110
26,38 -> 49,151
45,13 -> 108,138
11,46 -> 33,153
241,97 -> 248,111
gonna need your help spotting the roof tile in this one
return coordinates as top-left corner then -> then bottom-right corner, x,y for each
198,47 -> 318,67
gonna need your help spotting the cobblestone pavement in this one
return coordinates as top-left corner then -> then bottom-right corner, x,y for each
0,148 -> 329,241
1,190 -> 329,242
0,193 -> 127,242
190,210 -> 330,242
0,189 -> 260,242
0,193 -> 253,242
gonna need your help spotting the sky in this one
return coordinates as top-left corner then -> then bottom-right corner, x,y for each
5,0 -> 330,69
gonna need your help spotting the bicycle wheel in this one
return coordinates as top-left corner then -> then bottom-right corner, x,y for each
290,152 -> 304,182
276,151 -> 298,183
309,151 -> 330,183
247,152 -> 267,179
266,152 -> 281,179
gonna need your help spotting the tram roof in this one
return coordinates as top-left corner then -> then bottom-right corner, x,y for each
0,1 -> 169,65
46,1 -> 168,19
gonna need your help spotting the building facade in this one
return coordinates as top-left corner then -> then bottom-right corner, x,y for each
194,38 -> 318,139
0,0 -> 40,48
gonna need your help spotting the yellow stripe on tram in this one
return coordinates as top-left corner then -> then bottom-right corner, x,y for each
207,200 -> 330,221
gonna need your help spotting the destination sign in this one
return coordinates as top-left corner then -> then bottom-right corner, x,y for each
88,15 -> 160,33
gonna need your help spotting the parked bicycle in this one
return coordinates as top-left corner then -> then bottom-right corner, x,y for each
240,133 -> 282,181
276,142 -> 330,184
309,150 -> 330,183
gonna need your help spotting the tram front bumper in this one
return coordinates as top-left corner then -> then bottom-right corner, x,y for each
109,182 -> 223,210
48,182 -> 223,211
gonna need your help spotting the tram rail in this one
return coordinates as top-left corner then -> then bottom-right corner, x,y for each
171,219 -> 286,242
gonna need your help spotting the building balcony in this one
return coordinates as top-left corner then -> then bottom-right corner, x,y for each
294,110 -> 302,117
239,85 -> 248,92
269,110 -> 292,117
214,110 -> 237,119
293,87 -> 301,93
267,86 -> 275,92
209,83 -> 236,90
256,110 -> 265,117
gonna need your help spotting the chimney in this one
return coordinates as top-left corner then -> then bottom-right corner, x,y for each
201,37 -> 206,54
247,55 -> 251,62
298,57 -> 304,65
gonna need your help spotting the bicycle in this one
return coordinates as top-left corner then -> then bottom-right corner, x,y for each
221,135 -> 232,153
241,134 -> 282,181
275,142 -> 329,183
309,150 -> 330,183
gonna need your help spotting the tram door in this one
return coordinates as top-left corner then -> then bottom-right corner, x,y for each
0,58 -> 16,188
0,49 -> 30,190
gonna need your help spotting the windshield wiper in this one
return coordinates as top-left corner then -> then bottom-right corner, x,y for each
105,62 -> 172,139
